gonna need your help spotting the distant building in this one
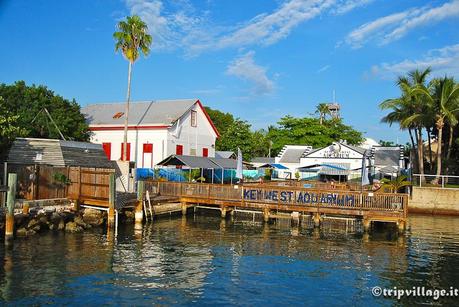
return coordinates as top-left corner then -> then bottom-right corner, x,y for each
250,157 -> 275,168
82,99 -> 220,168
271,142 -> 405,181
215,151 -> 236,159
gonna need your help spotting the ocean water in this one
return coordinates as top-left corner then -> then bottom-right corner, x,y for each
1,214 -> 459,306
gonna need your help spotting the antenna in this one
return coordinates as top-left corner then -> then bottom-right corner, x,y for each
333,89 -> 336,103
31,108 -> 66,140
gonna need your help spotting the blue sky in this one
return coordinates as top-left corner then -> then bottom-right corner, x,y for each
1,0 -> 459,144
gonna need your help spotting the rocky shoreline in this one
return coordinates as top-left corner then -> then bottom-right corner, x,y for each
0,208 -> 134,237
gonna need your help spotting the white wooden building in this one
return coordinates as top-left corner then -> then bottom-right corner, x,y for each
82,99 -> 220,168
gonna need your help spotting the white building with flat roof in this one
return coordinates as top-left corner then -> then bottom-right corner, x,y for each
82,99 -> 220,168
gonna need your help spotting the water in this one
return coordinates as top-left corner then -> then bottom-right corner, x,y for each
1,214 -> 459,306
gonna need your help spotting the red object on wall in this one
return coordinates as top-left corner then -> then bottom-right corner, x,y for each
202,148 -> 208,157
142,143 -> 153,168
143,143 -> 153,153
121,143 -> 131,161
176,145 -> 183,155
102,142 -> 111,160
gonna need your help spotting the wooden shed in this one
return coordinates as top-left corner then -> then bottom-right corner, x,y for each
6,138 -> 115,201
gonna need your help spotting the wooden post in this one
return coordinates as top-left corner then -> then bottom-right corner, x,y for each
363,218 -> 371,232
135,180 -> 144,227
108,173 -> 116,227
22,203 -> 29,215
397,219 -> 406,233
5,173 -> 17,242
181,202 -> 188,215
263,207 -> 270,223
220,206 -> 227,219
313,212 -> 321,228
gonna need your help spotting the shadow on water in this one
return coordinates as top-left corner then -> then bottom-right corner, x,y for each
0,213 -> 458,305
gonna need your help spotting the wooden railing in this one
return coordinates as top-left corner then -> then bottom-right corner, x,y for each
146,181 -> 408,218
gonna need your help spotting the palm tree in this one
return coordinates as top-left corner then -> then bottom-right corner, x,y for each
114,15 -> 152,161
380,68 -> 432,182
381,175 -> 411,193
413,77 -> 459,183
315,103 -> 331,125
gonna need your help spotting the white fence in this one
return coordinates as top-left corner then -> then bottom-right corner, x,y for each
412,174 -> 459,189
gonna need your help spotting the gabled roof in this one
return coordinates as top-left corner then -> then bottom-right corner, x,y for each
83,99 -> 197,126
251,157 -> 275,164
156,155 -> 246,169
278,146 -> 310,163
8,138 -> 113,168
83,99 -> 220,138
215,151 -> 236,159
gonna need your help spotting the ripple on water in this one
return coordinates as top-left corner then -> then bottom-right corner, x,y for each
0,214 -> 459,305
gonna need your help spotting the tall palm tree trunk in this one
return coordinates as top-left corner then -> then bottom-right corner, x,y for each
416,127 -> 425,183
434,120 -> 444,184
426,127 -> 433,173
445,125 -> 454,181
408,128 -> 417,170
122,61 -> 133,161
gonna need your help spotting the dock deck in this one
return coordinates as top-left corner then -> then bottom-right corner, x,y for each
146,181 -> 408,231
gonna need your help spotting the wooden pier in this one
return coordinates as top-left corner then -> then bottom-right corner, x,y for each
145,181 -> 408,232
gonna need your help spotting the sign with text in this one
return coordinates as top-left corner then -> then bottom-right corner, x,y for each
243,188 -> 356,206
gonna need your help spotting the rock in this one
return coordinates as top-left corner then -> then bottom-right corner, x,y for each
74,215 -> 88,229
16,227 -> 28,236
65,221 -> 83,232
83,209 -> 105,226
27,218 -> 40,230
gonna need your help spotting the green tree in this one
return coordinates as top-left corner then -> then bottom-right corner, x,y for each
114,15 -> 152,161
0,96 -> 27,157
0,81 -> 90,145
315,103 -> 331,125
413,77 -> 459,183
218,119 -> 254,161
380,68 -> 432,182
267,116 -> 364,156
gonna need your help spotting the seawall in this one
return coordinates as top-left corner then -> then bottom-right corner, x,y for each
409,187 -> 459,215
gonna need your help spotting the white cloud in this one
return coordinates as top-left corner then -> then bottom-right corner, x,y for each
344,0 -> 459,48
332,0 -> 373,15
124,0 -> 376,55
371,44 -> 459,79
317,64 -> 331,73
226,51 -> 275,95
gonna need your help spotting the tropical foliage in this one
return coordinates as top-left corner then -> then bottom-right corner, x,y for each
114,15 -> 152,161
206,106 -> 364,161
380,68 -> 459,181
0,81 -> 90,157
381,175 -> 411,193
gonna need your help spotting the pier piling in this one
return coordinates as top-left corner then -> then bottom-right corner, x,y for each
220,206 -> 227,219
313,213 -> 321,228
5,173 -> 17,243
108,173 -> 116,227
263,208 -> 270,223
363,218 -> 371,232
135,180 -> 145,228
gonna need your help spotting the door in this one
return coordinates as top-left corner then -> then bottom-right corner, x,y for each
202,148 -> 208,157
142,143 -> 153,168
176,144 -> 183,155
121,143 -> 131,161
102,142 -> 111,160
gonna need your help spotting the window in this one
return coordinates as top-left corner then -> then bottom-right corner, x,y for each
191,110 -> 197,127
190,148 -> 196,156
121,143 -> 131,161
176,144 -> 183,155
202,148 -> 208,157
102,142 -> 111,160
142,143 -> 153,168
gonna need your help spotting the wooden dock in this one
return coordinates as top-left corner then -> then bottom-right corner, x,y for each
145,181 -> 408,231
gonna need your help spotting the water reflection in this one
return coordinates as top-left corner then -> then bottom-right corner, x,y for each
0,214 -> 458,305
